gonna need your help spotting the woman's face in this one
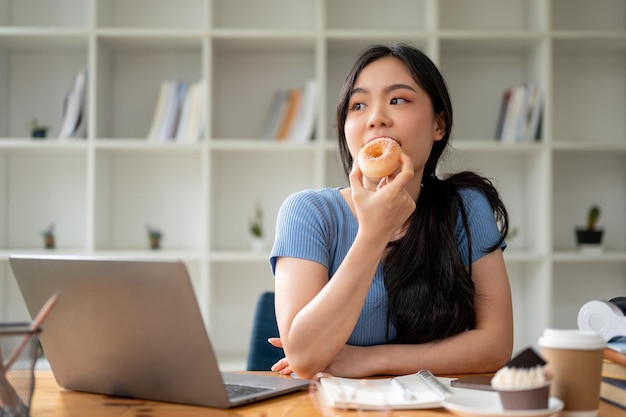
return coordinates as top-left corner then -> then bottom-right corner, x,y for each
344,56 -> 444,183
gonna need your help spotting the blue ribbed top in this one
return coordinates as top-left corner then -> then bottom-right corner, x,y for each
270,187 -> 504,345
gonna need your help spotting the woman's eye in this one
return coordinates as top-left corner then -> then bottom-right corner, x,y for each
391,97 -> 408,105
350,102 -> 365,111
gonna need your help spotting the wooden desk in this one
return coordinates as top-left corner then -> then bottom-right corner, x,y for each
29,371 -> 624,417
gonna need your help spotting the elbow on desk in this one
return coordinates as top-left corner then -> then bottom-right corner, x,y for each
290,361 -> 327,381
287,352 -> 331,381
480,341 -> 513,373
282,340 -> 339,380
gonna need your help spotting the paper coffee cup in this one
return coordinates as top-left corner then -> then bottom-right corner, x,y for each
538,329 -> 606,417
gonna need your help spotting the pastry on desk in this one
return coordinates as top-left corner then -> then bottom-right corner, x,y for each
490,347 -> 552,410
451,347 -> 552,409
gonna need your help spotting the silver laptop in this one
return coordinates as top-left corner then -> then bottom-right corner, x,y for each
9,254 -> 309,408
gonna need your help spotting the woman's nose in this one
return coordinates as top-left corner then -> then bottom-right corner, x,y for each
367,105 -> 391,128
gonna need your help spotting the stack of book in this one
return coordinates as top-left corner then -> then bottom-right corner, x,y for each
601,340 -> 626,409
494,82 -> 543,143
260,79 -> 318,143
147,79 -> 206,143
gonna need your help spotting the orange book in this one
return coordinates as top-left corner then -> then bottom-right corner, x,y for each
605,348 -> 626,367
276,88 -> 302,141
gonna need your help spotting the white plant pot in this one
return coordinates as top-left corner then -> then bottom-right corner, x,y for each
250,236 -> 266,252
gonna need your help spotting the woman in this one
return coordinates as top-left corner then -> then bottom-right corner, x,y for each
269,43 -> 513,379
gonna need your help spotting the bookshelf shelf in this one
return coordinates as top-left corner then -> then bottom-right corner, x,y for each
1,0 -> 625,367
553,251 -> 626,263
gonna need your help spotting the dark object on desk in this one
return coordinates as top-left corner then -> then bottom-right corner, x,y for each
610,297 -> 626,314
247,291 -> 284,371
451,375 -> 494,391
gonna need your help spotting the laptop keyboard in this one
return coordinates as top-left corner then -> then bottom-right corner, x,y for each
225,383 -> 273,399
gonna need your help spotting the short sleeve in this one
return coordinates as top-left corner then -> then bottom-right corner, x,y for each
269,190 -> 335,275
455,188 -> 506,265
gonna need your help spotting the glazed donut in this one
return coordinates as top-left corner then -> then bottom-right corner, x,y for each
357,137 -> 401,179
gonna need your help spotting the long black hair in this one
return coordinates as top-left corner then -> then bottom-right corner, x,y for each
336,43 -> 509,344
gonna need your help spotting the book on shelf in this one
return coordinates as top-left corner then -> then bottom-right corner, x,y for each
175,80 -> 206,143
59,68 -> 88,140
494,82 -> 543,143
260,79 -> 318,142
260,90 -> 289,140
500,84 -> 526,143
288,79 -> 318,143
601,377 -> 626,409
316,370 -> 451,410
147,79 -> 175,141
148,79 -> 203,142
174,81 -> 195,142
524,82 -> 544,142
276,88 -> 302,141
494,87 -> 512,141
161,81 -> 187,140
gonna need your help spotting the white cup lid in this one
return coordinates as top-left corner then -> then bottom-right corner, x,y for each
538,328 -> 606,350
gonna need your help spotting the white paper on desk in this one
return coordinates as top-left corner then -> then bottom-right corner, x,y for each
319,374 -> 453,410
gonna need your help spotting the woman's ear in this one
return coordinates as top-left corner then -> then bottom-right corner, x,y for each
433,112 -> 446,141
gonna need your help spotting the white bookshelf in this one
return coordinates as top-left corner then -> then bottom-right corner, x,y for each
1,0 -> 625,368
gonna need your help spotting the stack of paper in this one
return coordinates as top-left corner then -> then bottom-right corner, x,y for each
316,370 -> 451,410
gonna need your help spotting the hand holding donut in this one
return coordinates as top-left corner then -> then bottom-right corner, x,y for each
349,150 -> 415,243
357,137 -> 402,180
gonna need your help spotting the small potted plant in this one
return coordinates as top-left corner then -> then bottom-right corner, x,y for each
249,202 -> 265,252
146,224 -> 163,250
41,223 -> 55,249
30,118 -> 49,139
576,204 -> 604,252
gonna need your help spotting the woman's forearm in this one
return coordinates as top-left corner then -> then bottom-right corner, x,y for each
328,328 -> 512,378
378,330 -> 511,375
279,231 -> 390,379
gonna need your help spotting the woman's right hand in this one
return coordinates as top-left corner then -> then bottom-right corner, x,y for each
349,152 -> 416,242
269,337 -> 382,378
268,337 -> 294,375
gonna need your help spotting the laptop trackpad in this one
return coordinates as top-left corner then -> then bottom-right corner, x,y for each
222,371 -> 308,391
